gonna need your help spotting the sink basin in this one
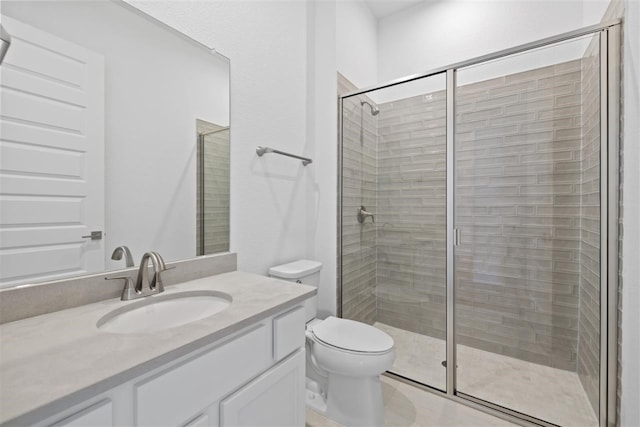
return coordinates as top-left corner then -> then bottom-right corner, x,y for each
97,290 -> 232,334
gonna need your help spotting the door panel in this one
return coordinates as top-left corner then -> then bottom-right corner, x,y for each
0,16 -> 105,287
453,33 -> 601,427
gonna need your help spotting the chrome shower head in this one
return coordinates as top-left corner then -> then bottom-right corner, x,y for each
0,24 -> 11,66
361,100 -> 379,116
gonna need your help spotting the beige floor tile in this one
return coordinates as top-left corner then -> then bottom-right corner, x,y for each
376,322 -> 598,427
306,408 -> 345,427
305,376 -> 514,427
388,380 -> 516,427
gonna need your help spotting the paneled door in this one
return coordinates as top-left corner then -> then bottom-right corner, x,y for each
0,16 -> 105,287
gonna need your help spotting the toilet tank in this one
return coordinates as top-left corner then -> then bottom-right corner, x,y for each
269,259 -> 322,322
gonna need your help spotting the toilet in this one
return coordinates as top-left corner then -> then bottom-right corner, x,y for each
269,260 -> 395,427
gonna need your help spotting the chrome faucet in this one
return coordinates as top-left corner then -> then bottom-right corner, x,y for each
357,205 -> 375,224
111,246 -> 134,267
139,251 -> 168,293
105,251 -> 171,301
135,251 -> 168,295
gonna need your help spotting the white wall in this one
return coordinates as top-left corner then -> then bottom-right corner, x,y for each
377,0 -> 610,85
621,0 -> 640,424
128,1 -> 338,297
336,0 -> 378,89
1,1 -> 229,270
307,1 -> 338,318
584,0 -> 613,26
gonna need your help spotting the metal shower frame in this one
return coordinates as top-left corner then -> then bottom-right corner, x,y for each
337,20 -> 621,427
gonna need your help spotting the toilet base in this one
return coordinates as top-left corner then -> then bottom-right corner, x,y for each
305,379 -> 328,414
324,374 -> 385,427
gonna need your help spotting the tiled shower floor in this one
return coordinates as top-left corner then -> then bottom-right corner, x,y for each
375,322 -> 598,427
306,375 -> 515,427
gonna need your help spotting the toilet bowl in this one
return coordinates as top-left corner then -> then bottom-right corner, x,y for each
269,260 -> 395,427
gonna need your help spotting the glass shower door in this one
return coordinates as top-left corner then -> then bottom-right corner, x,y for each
341,73 -> 448,391
454,34 -> 601,426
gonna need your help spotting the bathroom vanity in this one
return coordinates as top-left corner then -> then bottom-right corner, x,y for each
0,269 -> 315,426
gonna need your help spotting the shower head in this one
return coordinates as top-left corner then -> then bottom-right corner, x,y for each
361,100 -> 379,116
0,24 -> 11,66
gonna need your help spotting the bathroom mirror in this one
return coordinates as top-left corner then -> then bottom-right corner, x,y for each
0,0 -> 230,288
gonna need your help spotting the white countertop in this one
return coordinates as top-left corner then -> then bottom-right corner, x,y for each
0,271 -> 315,425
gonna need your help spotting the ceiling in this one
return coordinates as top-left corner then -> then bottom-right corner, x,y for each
363,0 -> 426,19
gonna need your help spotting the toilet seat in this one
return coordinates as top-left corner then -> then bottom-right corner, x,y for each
309,316 -> 394,354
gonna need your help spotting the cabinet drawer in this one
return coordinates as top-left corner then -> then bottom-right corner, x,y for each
135,325 -> 269,426
273,306 -> 305,361
50,400 -> 112,427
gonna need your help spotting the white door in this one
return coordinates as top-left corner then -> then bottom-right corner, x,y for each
0,16 -> 105,287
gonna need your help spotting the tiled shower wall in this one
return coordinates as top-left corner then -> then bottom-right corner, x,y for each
339,73 -> 377,325
376,60 -> 586,371
376,90 -> 448,337
196,124 -> 230,255
454,60 -> 586,371
578,35 -> 602,416
341,54 -> 604,374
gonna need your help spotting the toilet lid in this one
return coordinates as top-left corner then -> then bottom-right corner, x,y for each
310,317 -> 394,353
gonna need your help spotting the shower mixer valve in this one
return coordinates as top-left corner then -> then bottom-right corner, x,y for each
357,205 -> 375,224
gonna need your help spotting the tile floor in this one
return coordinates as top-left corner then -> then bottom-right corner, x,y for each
305,375 -> 516,427
375,322 -> 598,427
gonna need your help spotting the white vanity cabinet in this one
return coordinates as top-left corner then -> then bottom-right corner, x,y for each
220,349 -> 305,426
51,401 -> 113,427
37,306 -> 307,427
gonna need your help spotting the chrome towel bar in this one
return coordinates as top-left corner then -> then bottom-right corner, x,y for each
256,146 -> 312,166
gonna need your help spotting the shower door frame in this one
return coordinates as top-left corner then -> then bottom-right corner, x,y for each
338,20 -> 621,427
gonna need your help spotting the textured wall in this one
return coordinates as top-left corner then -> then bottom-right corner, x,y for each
376,88 -> 448,337
453,60 -> 585,371
578,36 -> 602,416
339,73 -> 377,325
128,0 -> 317,285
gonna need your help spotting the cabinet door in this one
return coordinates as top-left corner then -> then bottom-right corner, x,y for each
50,400 -> 112,427
184,413 -> 209,427
135,325 -> 269,426
220,349 -> 305,427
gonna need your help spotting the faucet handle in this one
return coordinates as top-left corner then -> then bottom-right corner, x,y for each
357,205 -> 375,224
148,252 -> 170,292
151,265 -> 175,293
105,275 -> 137,301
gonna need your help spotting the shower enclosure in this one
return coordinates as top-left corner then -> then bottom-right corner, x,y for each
338,21 -> 620,427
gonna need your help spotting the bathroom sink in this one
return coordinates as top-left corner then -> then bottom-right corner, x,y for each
97,290 -> 232,334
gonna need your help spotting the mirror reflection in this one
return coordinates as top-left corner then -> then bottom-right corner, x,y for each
197,121 -> 230,256
0,0 -> 230,288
